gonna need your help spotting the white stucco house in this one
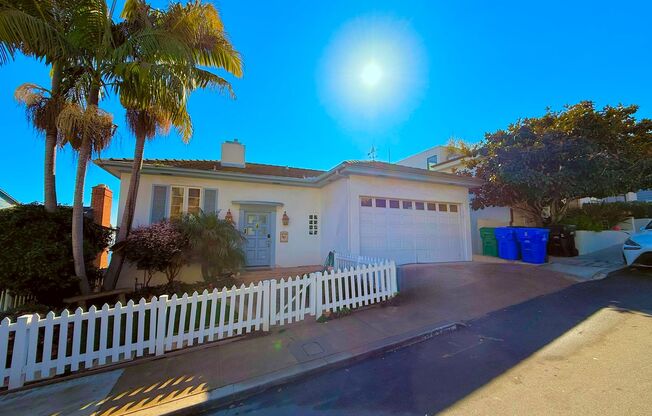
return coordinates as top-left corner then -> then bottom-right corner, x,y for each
96,140 -> 481,286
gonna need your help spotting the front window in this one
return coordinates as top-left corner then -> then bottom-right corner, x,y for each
427,155 -> 438,170
170,186 -> 202,219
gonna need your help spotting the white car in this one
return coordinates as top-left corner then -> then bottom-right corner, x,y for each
623,220 -> 652,266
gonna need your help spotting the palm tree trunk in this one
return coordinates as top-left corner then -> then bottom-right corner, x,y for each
44,62 -> 62,213
72,85 -> 100,295
43,127 -> 58,212
72,137 -> 92,295
103,129 -> 146,290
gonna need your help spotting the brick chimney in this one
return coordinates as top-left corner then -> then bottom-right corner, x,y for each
91,184 -> 113,269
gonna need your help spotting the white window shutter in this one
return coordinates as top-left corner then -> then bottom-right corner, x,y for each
203,189 -> 218,214
150,185 -> 169,223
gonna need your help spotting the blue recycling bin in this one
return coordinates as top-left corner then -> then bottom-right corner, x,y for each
494,227 -> 519,260
514,228 -> 550,264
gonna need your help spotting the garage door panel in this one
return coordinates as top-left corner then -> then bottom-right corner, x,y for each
360,198 -> 464,265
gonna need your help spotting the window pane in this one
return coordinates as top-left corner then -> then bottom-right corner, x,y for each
187,188 -> 201,215
427,203 -> 437,211
170,187 -> 184,219
427,155 -> 438,170
438,203 -> 448,212
375,199 -> 387,208
449,204 -> 458,213
361,197 -> 372,207
389,200 -> 400,209
415,202 -> 425,210
402,200 -> 413,209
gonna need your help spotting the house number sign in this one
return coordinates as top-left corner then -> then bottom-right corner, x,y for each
280,231 -> 289,243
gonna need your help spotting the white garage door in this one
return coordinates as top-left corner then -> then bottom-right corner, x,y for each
359,196 -> 466,265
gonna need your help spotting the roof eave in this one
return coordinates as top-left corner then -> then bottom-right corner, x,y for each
341,165 -> 482,188
95,159 -> 325,187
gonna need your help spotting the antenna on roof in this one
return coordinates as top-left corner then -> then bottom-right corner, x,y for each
367,145 -> 377,161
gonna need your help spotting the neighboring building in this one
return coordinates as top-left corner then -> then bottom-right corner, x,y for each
96,140 -> 481,287
0,188 -> 19,209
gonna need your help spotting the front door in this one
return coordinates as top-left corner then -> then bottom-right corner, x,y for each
243,212 -> 271,267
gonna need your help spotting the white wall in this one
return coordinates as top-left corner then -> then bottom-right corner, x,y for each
574,230 -> 629,255
320,178 -> 350,260
398,146 -> 457,170
346,174 -> 473,262
117,173 -> 323,275
470,206 -> 511,254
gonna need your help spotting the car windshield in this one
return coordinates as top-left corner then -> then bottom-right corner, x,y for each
647,221 -> 652,230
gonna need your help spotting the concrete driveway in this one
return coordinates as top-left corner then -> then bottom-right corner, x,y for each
391,261 -> 576,332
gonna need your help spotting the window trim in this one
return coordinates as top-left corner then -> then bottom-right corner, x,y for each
169,185 -> 203,219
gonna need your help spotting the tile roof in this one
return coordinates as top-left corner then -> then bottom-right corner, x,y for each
105,158 -> 325,179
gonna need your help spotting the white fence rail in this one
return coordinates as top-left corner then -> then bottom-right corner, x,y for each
333,251 -> 384,270
0,260 -> 396,390
0,290 -> 31,313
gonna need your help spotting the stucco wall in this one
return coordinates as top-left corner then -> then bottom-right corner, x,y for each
320,178 -> 351,259
345,174 -> 473,261
574,230 -> 629,255
470,206 -> 512,254
117,173 -> 323,273
398,146 -> 455,170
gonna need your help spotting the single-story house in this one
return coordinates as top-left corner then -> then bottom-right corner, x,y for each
96,140 -> 481,287
0,188 -> 19,209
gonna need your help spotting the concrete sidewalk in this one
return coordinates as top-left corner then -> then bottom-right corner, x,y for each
543,244 -> 626,281
0,263 -> 575,416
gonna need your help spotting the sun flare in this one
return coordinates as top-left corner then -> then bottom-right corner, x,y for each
360,62 -> 382,87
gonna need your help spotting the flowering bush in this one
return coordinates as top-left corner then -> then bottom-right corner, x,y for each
124,221 -> 189,287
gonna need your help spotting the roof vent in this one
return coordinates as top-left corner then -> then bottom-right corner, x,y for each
221,139 -> 245,168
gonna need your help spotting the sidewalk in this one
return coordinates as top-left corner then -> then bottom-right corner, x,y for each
0,262 -> 575,416
543,244 -> 626,281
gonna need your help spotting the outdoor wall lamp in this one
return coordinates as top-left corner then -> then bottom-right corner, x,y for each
225,209 -> 234,225
282,211 -> 290,226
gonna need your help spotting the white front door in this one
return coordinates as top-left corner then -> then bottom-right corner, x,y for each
359,197 -> 465,265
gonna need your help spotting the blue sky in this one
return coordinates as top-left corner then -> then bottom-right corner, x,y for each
1,0 -> 651,224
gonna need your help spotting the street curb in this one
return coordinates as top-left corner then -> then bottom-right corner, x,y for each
132,320 -> 465,416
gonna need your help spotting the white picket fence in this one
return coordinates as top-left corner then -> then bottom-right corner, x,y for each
333,251 -> 384,270
0,260 -> 396,390
0,290 -> 31,313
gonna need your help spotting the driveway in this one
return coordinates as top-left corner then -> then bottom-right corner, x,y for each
207,267 -> 652,415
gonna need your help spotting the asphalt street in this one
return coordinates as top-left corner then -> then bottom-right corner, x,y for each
206,267 -> 652,416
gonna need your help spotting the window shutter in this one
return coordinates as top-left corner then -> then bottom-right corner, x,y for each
150,185 -> 169,223
203,189 -> 218,214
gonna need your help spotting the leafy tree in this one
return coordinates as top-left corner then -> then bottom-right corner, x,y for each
0,204 -> 112,307
124,221 -> 189,288
462,102 -> 652,225
176,212 -> 245,286
103,0 -> 242,290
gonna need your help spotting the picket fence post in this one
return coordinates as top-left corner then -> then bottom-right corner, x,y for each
8,315 -> 31,389
308,273 -> 316,316
314,271 -> 323,319
262,280 -> 270,331
155,295 -> 168,356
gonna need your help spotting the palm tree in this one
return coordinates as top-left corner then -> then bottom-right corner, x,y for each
102,0 -> 242,290
0,0 -> 78,212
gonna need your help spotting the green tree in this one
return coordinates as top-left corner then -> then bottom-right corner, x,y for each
102,0 -> 242,290
463,102 -> 652,226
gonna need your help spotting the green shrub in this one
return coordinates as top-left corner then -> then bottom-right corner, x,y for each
559,201 -> 651,231
0,204 -> 112,307
176,212 -> 245,285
